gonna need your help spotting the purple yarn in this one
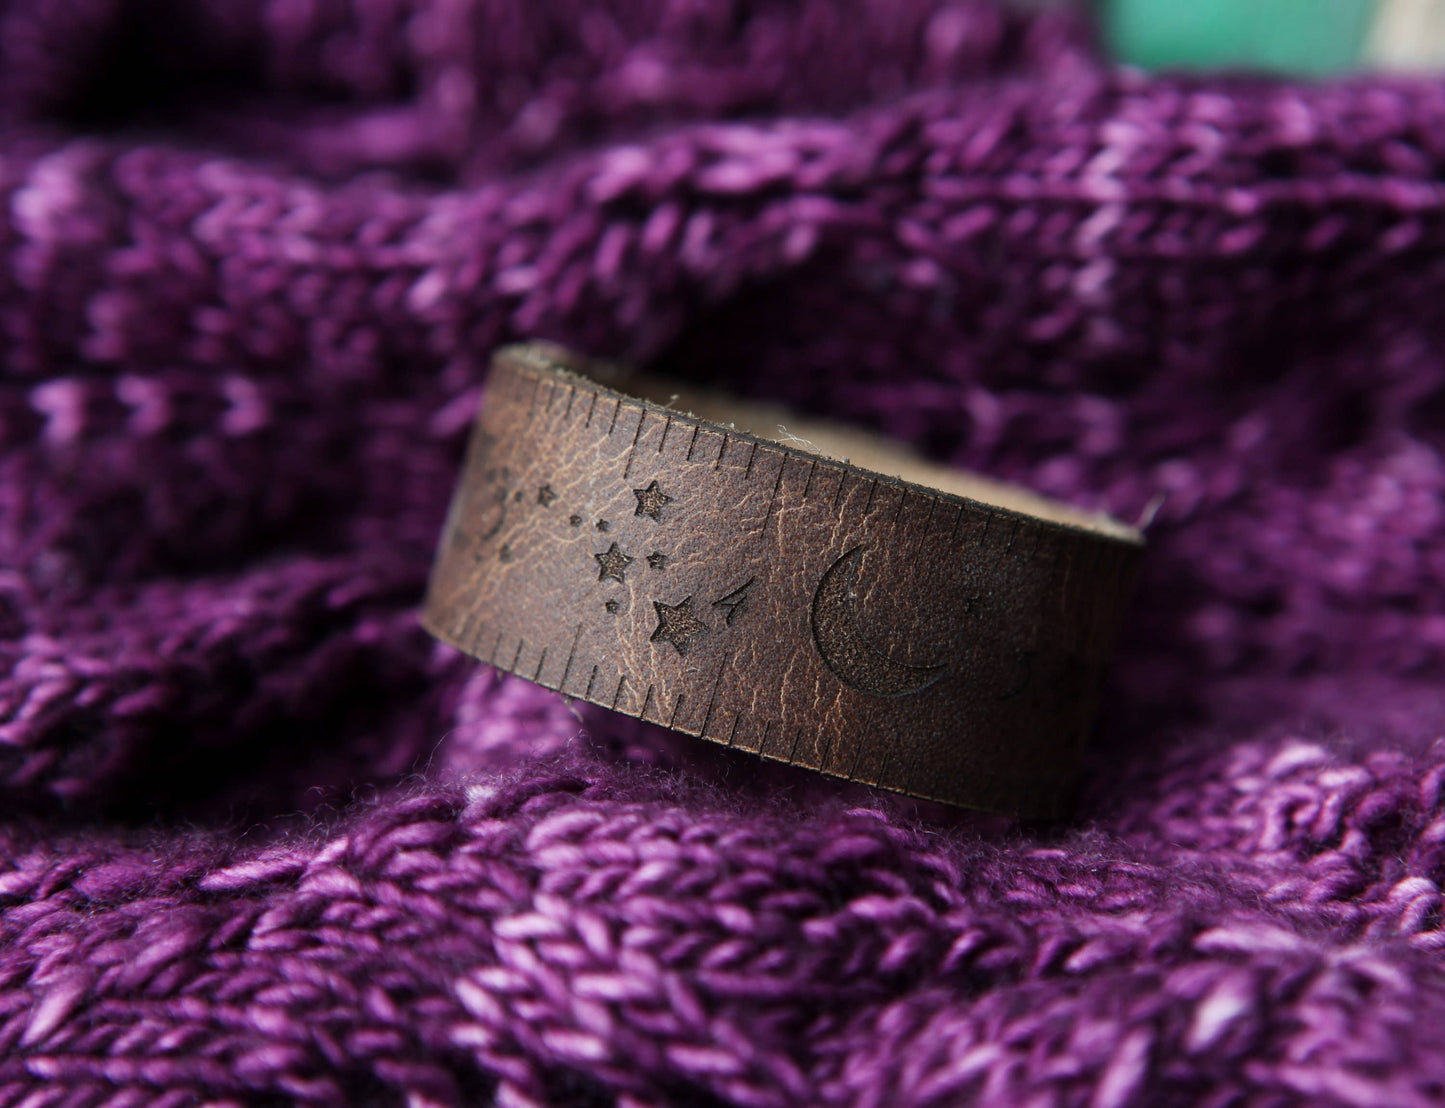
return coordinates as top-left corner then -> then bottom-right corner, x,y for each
4,0 -> 1445,1103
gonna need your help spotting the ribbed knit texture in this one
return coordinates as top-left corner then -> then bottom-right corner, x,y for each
4,1 -> 1445,1105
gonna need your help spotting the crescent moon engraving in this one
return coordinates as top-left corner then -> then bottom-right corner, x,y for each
810,546 -> 947,698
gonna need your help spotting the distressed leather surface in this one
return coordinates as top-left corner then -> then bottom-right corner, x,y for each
425,344 -> 1142,816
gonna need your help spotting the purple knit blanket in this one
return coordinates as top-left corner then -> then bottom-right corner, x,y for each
4,1 -> 1445,1104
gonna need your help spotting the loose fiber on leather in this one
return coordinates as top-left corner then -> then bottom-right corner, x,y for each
4,1 -> 1445,1105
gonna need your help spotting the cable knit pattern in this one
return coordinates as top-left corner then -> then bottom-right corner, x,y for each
4,1 -> 1445,1104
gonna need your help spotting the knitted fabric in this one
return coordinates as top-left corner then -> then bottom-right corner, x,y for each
4,1 -> 1445,1104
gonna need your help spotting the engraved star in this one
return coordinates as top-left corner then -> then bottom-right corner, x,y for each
633,480 -> 673,521
593,542 -> 633,583
537,484 -> 557,506
646,551 -> 667,570
650,596 -> 710,656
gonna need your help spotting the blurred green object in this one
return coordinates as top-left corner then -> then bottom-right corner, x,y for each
1103,0 -> 1376,75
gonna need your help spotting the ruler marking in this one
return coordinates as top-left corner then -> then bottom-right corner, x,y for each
639,683 -> 656,723
467,616 -> 488,653
832,471 -> 848,516
744,441 -> 759,479
657,414 -> 672,454
489,631 -> 504,667
607,398 -> 622,436
454,609 -> 477,646
873,745 -> 892,790
559,622 -> 583,693
685,424 -> 701,462
1027,525 -> 1042,561
715,433 -> 730,471
532,648 -> 548,682
846,729 -> 868,782
898,737 -> 923,799
510,638 -> 525,674
801,458 -> 818,501
726,713 -> 742,748
611,674 -> 628,711
1006,517 -> 1019,553
523,376 -> 542,427
760,453 -> 787,539
979,512 -> 992,545
948,502 -> 965,547
561,384 -> 575,422
787,727 -> 804,764
542,382 -> 555,413
864,479 -> 879,516
584,390 -> 599,429
584,665 -> 599,701
758,718 -> 772,754
892,489 -> 908,528
916,497 -> 938,553
623,409 -> 646,479
817,727 -> 836,773
667,692 -> 685,729
700,652 -> 730,738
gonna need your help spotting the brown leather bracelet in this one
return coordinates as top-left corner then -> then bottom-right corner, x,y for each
423,343 -> 1143,818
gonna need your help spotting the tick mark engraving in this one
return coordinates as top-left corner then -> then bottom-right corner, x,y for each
916,497 -> 938,552
624,411 -> 646,479
686,425 -> 701,462
761,454 -> 786,537
712,578 -> 755,626
594,543 -> 634,583
537,484 -> 557,506
559,623 -> 583,692
633,480 -> 673,520
892,490 -> 908,527
651,596 -> 710,656
817,728 -> 835,772
647,551 -> 668,570
700,651 -> 730,738
810,547 -> 947,697
525,377 -> 541,425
